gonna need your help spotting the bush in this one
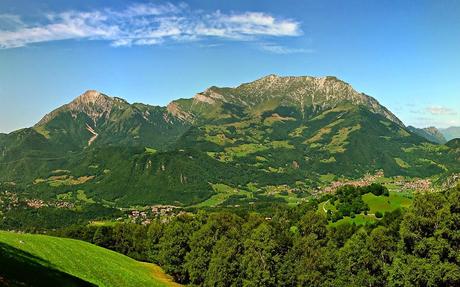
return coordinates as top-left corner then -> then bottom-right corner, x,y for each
375,211 -> 383,218
365,183 -> 389,197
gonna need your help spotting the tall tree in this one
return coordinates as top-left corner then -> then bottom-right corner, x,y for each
158,215 -> 195,283
241,222 -> 280,286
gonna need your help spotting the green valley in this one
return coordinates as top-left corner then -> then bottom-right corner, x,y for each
0,75 -> 459,230
1,1 -> 459,284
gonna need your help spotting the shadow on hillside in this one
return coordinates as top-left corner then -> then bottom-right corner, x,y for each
0,242 -> 96,287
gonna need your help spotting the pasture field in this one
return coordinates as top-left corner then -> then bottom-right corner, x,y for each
321,191 -> 413,226
362,192 -> 413,214
192,183 -> 252,208
0,231 -> 180,287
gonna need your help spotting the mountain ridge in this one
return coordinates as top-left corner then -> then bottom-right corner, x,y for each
1,74 -> 458,207
169,74 -> 405,127
5,75 -> 403,135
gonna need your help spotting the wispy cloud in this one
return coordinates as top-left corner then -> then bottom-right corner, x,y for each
0,14 -> 24,30
0,3 -> 302,49
425,106 -> 457,115
406,105 -> 459,128
259,43 -> 313,54
411,116 -> 460,128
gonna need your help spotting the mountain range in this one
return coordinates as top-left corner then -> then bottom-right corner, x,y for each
407,126 -> 460,144
1,75 -> 459,207
407,126 -> 447,144
440,126 -> 460,141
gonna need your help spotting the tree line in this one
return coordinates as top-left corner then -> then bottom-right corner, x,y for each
55,184 -> 460,286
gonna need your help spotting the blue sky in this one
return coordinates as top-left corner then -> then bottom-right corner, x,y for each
0,0 -> 459,133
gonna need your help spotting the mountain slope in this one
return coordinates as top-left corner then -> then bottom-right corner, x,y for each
0,90 -> 189,182
33,90 -> 189,150
175,102 -> 446,178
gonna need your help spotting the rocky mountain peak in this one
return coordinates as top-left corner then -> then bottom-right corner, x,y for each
67,89 -> 115,107
71,90 -> 103,103
424,126 -> 441,134
239,74 -> 352,94
36,90 -> 127,127
259,74 -> 280,81
187,74 -> 404,126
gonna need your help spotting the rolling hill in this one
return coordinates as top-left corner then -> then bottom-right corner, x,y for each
0,231 -> 180,287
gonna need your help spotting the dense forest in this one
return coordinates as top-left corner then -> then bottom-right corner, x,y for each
54,184 -> 460,287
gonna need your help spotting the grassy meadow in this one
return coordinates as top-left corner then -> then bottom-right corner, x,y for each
321,191 -> 414,226
0,231 -> 180,287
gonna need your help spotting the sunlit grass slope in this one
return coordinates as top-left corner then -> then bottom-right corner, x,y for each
0,231 -> 180,287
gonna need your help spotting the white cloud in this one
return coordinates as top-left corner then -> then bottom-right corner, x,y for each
122,3 -> 181,17
425,106 -> 457,115
0,3 -> 302,49
0,11 -> 119,48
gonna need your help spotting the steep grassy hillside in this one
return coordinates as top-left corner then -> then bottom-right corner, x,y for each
0,231 -> 180,287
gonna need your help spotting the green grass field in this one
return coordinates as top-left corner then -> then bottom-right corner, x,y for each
192,183 -> 252,208
321,191 -> 413,226
0,231 -> 180,287
362,192 -> 413,214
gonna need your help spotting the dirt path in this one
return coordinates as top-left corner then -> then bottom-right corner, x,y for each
322,199 -> 330,213
85,123 -> 98,146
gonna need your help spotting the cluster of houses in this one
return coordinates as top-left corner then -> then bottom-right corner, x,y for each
55,201 -> 75,209
442,173 -> 460,189
128,205 -> 182,225
320,171 -> 385,194
399,178 -> 432,191
25,198 -> 76,209
0,191 -> 19,212
25,199 -> 47,209
316,170 -> 440,195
